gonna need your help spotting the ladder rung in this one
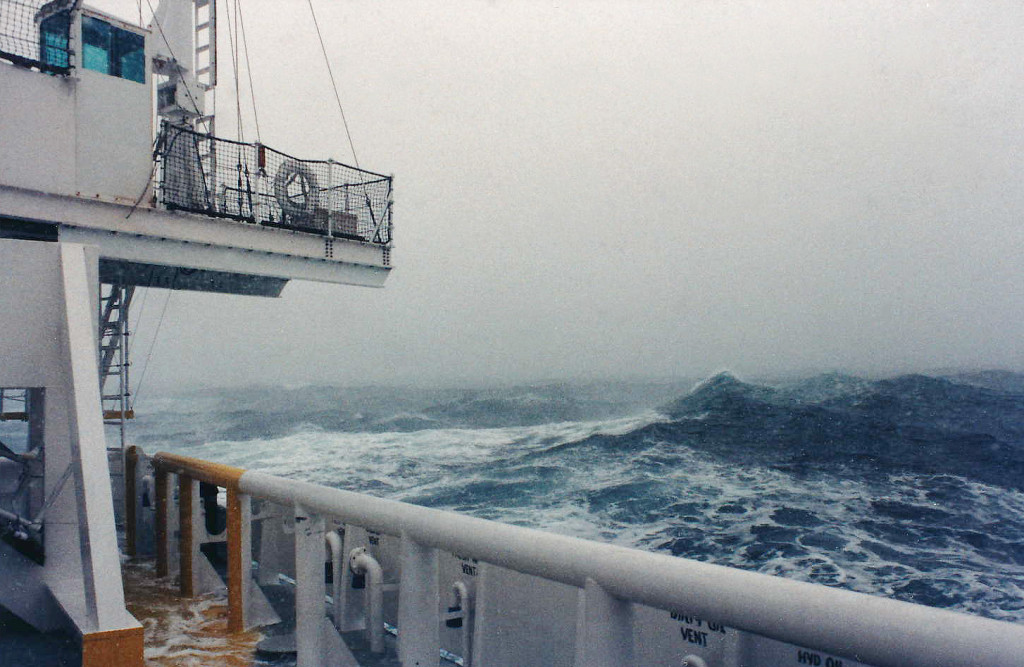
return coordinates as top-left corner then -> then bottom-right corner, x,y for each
196,44 -> 211,54
103,410 -> 135,421
196,21 -> 211,31
195,0 -> 210,7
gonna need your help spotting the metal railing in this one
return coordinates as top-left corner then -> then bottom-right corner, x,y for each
155,122 -> 393,245
133,449 -> 1024,667
0,0 -> 72,74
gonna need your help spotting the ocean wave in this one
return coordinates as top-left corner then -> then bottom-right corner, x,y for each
139,371 -> 1024,622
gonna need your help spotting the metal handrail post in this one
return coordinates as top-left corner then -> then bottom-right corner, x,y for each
337,523 -> 369,632
575,578 -> 635,667
397,534 -> 440,666
293,503 -> 326,667
125,446 -> 138,557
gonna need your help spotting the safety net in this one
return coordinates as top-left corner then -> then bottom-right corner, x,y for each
156,122 -> 393,245
0,0 -> 72,74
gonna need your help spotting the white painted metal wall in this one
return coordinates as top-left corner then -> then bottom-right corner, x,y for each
0,8 -> 152,203
0,63 -> 77,195
0,239 -> 141,640
73,8 -> 153,203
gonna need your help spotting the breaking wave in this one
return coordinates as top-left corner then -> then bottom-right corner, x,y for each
136,371 -> 1024,622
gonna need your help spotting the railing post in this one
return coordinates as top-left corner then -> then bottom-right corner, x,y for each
338,524 -> 369,631
155,469 -> 170,577
325,531 -> 346,631
397,534 -> 440,667
178,475 -> 199,597
125,446 -> 138,557
255,503 -> 291,586
350,547 -> 385,654
227,488 -> 251,633
574,578 -> 635,667
293,503 -> 326,667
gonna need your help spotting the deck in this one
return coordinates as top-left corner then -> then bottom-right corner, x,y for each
0,558 -> 417,667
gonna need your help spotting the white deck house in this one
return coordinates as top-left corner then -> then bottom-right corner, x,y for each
0,3 -> 392,295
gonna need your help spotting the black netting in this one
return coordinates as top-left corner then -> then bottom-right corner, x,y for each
156,122 -> 393,245
0,0 -> 72,74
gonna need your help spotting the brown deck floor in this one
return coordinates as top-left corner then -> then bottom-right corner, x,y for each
123,560 -> 265,666
123,560 -> 443,666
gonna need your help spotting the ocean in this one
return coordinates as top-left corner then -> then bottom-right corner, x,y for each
132,370 -> 1024,624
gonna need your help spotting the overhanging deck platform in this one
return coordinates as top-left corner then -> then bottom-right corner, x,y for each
0,183 -> 391,295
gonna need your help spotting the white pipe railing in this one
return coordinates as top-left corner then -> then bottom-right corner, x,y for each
448,581 -> 472,667
349,547 -> 385,654
145,451 -> 1024,667
239,469 -> 1024,667
325,531 -> 345,630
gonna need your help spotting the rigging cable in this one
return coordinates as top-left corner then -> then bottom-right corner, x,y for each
129,0 -> 206,219
130,270 -> 178,411
143,0 -> 203,118
224,0 -> 260,216
237,0 -> 262,144
306,0 -> 385,241
126,266 -> 157,357
306,0 -> 360,168
224,0 -> 244,143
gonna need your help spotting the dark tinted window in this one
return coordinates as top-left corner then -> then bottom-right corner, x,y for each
39,11 -> 70,69
81,15 -> 145,83
82,15 -> 111,74
115,28 -> 144,83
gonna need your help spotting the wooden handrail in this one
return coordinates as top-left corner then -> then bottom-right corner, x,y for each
151,451 -> 245,489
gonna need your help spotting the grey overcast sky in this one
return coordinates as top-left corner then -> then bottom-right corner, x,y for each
124,0 -> 1023,392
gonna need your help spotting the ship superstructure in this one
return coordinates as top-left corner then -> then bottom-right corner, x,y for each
0,0 -> 391,663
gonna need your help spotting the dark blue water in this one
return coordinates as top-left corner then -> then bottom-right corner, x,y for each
134,370 -> 1024,623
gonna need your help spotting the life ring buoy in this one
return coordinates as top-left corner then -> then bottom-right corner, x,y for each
273,159 -> 319,219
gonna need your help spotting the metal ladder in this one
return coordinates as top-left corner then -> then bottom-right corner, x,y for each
99,283 -> 135,527
194,0 -> 218,211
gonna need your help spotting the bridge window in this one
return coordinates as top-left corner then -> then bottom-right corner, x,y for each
82,15 -> 145,83
39,11 -> 70,69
